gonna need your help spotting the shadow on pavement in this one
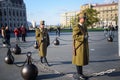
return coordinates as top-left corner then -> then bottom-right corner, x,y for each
36,73 -> 65,80
50,61 -> 72,66
90,59 -> 120,63
108,71 -> 120,77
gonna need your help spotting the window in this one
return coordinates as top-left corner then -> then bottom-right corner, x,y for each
9,10 -> 11,16
17,10 -> 18,16
23,12 -> 26,16
4,10 -> 6,16
0,9 -> 2,16
5,18 -> 7,21
14,23 -> 16,27
10,23 -> 12,27
20,11 -> 22,16
5,23 -> 7,26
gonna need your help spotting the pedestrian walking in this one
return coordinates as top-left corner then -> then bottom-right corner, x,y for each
1,26 -> 6,47
108,24 -> 115,38
35,20 -> 50,66
72,12 -> 89,80
104,25 -> 108,37
56,26 -> 60,36
14,28 -> 20,42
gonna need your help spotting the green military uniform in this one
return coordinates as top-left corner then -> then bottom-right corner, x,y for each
72,14 -> 89,66
35,27 -> 50,57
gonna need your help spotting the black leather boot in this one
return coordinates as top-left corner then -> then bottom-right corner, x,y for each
44,57 -> 50,66
40,57 -> 43,63
73,66 -> 87,80
76,66 -> 83,75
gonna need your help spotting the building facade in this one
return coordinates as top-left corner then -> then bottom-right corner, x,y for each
0,0 -> 27,30
60,2 -> 118,28
80,2 -> 118,27
60,11 -> 79,28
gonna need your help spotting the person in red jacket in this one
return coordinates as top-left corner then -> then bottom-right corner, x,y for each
14,28 -> 20,42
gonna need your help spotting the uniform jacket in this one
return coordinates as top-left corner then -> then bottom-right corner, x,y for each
72,24 -> 89,66
35,28 -> 50,57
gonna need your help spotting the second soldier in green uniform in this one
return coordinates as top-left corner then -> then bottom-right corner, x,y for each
35,20 -> 50,66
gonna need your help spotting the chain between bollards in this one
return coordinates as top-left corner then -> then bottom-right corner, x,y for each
14,59 -> 27,67
13,52 -> 33,67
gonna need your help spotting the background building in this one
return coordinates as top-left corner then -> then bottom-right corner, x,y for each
60,2 -> 118,28
0,0 -> 27,30
80,2 -> 118,27
60,11 -> 79,28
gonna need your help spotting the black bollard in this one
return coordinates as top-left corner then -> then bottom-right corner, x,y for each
34,41 -> 39,49
54,37 -> 60,45
4,48 -> 14,64
107,36 -> 113,42
12,44 -> 21,54
21,52 -> 38,80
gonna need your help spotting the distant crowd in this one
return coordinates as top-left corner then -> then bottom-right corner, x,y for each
103,24 -> 118,31
0,25 -> 27,47
103,24 -> 118,38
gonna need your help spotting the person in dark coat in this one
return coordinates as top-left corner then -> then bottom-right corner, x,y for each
5,26 -> 11,46
35,20 -> 50,66
1,26 -> 6,47
56,26 -> 60,36
72,12 -> 89,79
20,25 -> 27,42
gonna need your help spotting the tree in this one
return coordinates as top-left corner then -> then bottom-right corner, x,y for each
71,8 -> 99,28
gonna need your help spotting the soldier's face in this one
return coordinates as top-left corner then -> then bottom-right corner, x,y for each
40,25 -> 44,29
79,18 -> 85,24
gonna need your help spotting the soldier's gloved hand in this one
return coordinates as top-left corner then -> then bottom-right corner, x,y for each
84,35 -> 89,40
43,36 -> 46,39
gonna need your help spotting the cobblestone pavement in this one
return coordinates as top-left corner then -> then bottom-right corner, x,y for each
0,31 -> 120,80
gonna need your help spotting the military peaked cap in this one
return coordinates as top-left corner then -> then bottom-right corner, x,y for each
40,20 -> 45,25
79,12 -> 86,19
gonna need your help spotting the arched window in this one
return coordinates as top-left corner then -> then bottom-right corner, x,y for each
20,11 -> 22,16
13,10 -> 15,16
17,10 -> 18,16
0,9 -> 2,16
23,12 -> 26,17
5,23 -> 7,26
4,9 -> 6,16
18,23 -> 19,27
9,10 -> 11,16
10,23 -> 12,27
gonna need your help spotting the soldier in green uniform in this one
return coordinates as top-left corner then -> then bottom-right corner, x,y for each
35,20 -> 50,66
72,12 -> 89,79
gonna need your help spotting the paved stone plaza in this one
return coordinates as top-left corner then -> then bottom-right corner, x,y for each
0,31 -> 120,80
